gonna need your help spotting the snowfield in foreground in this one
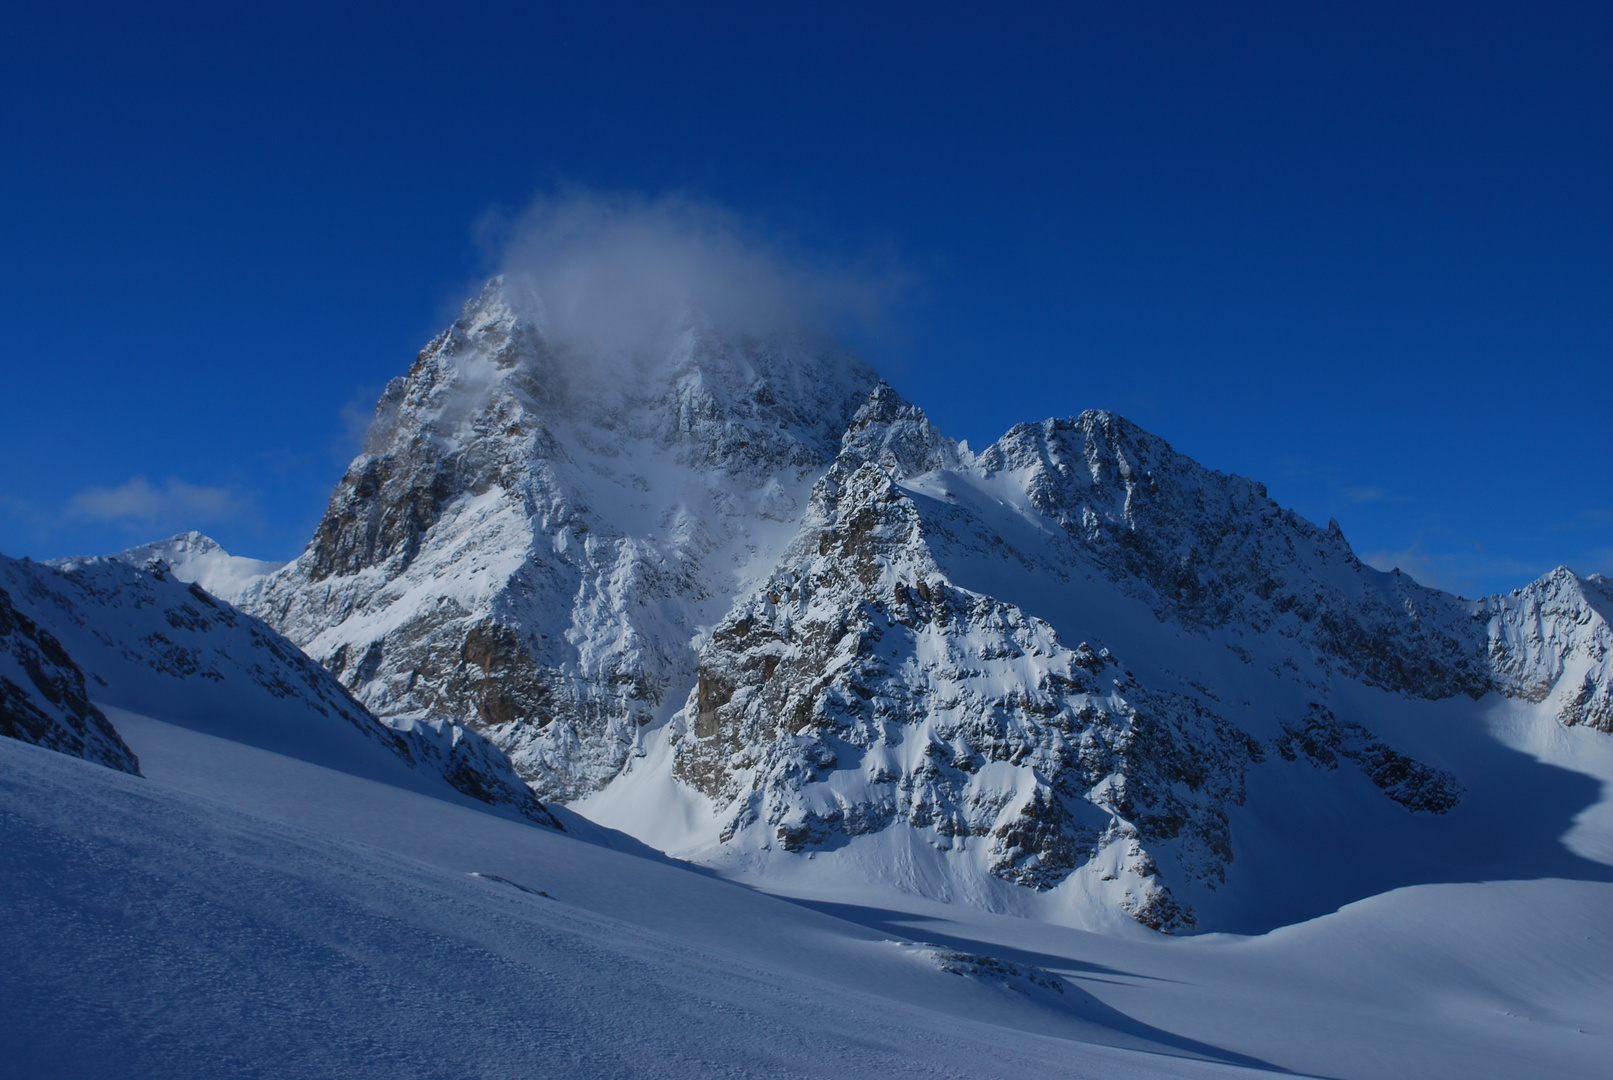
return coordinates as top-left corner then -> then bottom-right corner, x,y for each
2,699 -> 1609,1079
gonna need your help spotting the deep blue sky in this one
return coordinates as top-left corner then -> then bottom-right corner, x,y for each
3,2 -> 1608,597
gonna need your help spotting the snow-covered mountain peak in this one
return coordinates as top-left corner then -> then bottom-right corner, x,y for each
243,276 -> 883,801
372,274 -> 876,455
1482,566 -> 1613,732
838,381 -> 964,477
629,394 -> 1612,930
87,532 -> 286,605
217,282 -> 1613,932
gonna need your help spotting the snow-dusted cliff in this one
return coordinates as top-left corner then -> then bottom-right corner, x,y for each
669,390 -> 1261,929
225,280 -> 1611,932
678,386 -> 1613,924
243,278 -> 878,800
1481,567 -> 1613,732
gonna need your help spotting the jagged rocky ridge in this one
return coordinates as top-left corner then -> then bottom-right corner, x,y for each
5,552 -> 555,826
232,281 -> 1610,930
672,401 -> 1262,929
673,386 -> 1611,927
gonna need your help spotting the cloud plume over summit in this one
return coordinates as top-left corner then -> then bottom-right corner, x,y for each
485,191 -> 898,359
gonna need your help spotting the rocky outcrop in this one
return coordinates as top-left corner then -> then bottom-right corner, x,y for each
0,581 -> 140,774
1273,703 -> 1462,813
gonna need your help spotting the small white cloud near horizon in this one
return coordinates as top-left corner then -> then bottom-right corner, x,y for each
67,476 -> 249,530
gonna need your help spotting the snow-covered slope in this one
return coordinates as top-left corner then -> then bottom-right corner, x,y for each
244,277 -> 878,800
101,531 -> 285,605
4,694 -> 1609,1079
0,551 -> 555,826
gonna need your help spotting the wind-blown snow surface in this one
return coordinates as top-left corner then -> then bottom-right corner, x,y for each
3,701 -> 1610,1079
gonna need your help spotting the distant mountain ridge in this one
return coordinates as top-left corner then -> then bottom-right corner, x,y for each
107,531 -> 287,605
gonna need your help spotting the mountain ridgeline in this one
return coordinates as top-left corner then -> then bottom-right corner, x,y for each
166,277 -> 1610,930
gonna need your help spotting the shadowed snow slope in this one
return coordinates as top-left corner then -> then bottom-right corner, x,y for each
2,707 -> 1608,1079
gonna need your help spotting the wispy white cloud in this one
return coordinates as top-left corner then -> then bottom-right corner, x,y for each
334,385 -> 387,461
484,189 -> 904,360
1360,536 -> 1545,598
66,476 -> 249,529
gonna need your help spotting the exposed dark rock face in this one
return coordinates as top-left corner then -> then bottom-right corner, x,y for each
0,583 -> 140,774
1274,703 -> 1463,813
